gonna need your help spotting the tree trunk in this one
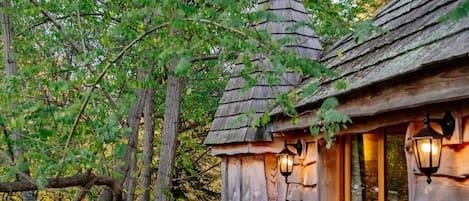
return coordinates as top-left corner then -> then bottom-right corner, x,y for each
139,87 -> 156,201
1,2 -> 36,201
98,68 -> 146,201
154,75 -> 182,201
125,148 -> 138,201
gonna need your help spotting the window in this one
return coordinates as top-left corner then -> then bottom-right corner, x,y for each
344,127 -> 409,201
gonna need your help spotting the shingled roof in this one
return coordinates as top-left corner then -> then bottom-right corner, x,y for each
272,0 -> 469,115
204,0 -> 323,145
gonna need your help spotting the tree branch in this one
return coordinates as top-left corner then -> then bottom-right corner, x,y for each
29,0 -> 83,54
55,21 -> 170,178
0,173 -> 120,198
72,175 -> 97,201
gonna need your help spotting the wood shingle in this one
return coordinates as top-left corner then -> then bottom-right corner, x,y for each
204,0 -> 322,145
271,0 -> 469,117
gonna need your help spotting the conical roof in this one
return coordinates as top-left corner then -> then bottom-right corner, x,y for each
204,0 -> 322,145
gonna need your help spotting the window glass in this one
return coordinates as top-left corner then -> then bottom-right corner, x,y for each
385,134 -> 408,201
351,134 -> 379,201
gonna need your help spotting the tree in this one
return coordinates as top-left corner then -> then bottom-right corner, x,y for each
0,0 -> 402,200
1,1 -> 36,200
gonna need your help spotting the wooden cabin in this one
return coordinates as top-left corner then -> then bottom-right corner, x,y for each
204,0 -> 469,201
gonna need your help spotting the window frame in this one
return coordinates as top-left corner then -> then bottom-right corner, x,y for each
342,126 -> 407,201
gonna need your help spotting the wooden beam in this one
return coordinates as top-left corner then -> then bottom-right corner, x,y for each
378,133 -> 385,201
211,134 -> 315,156
271,63 -> 469,133
344,135 -> 351,201
337,137 -> 344,201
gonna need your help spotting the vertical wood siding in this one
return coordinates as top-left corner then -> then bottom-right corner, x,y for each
407,116 -> 469,201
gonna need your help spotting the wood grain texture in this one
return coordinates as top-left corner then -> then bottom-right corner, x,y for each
344,135 -> 351,201
221,157 -> 228,201
210,134 -> 315,156
303,187 -> 318,201
264,154 -> 278,201
291,0 -> 469,111
271,64 -> 469,133
227,156 -> 241,201
405,122 -> 420,201
286,183 -> 304,201
318,140 -> 340,201
287,165 -> 303,184
240,155 -> 269,201
205,0 -> 322,145
303,163 -> 317,187
407,120 -> 469,201
378,134 -> 385,201
241,156 -> 252,201
277,169 -> 287,201
304,142 -> 317,165
414,176 -> 469,201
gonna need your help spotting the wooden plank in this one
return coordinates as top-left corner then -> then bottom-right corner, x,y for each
287,165 -> 303,184
220,85 -> 292,104
221,157 -> 228,201
405,122 -> 422,201
286,183 -> 303,201
438,143 -> 469,177
271,63 -> 469,133
277,167 -> 287,201
227,156 -> 241,201
323,0 -> 453,66
210,134 -> 315,156
344,135 -> 351,201
214,100 -> 268,118
264,154 -> 278,201
241,155 -> 252,201
303,163 -> 317,186
250,155 -> 268,201
298,25 -> 469,112
318,140 -> 340,201
304,142 -> 317,165
378,134 -> 385,201
337,137 -> 344,201
303,187 -> 318,201
414,176 -> 469,201
241,155 -> 268,201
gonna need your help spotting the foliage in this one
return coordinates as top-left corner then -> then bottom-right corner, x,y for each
0,0 -> 422,199
305,0 -> 389,47
0,0 -> 347,200
439,0 -> 469,22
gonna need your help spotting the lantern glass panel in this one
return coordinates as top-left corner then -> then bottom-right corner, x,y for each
413,137 -> 442,169
277,153 -> 294,176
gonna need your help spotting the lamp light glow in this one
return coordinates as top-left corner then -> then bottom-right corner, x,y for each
412,112 -> 455,184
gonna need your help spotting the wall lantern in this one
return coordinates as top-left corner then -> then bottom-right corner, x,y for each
412,112 -> 455,184
277,140 -> 302,182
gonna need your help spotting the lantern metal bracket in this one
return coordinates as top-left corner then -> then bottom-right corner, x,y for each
285,140 -> 303,156
425,112 -> 455,139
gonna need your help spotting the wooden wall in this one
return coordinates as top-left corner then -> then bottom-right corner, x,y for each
406,116 -> 469,201
220,139 -> 319,201
283,141 -> 318,201
222,154 -> 268,201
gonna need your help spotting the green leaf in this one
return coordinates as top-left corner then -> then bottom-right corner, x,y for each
321,97 -> 339,110
334,80 -> 348,90
175,55 -> 192,75
439,0 -> 469,22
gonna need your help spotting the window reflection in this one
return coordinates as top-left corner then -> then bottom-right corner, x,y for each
350,131 -> 408,201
